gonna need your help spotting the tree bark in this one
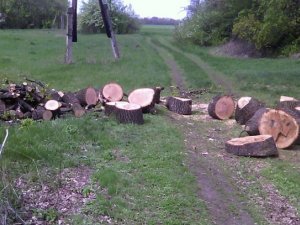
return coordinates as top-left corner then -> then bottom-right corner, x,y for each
235,97 -> 264,125
166,96 -> 192,115
225,135 -> 278,157
208,95 -> 235,120
115,103 -> 144,124
244,108 -> 267,136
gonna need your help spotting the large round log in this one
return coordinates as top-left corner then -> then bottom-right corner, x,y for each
166,97 -> 192,115
208,95 -> 235,120
45,100 -> 61,111
259,109 -> 300,149
101,83 -> 123,102
225,135 -> 278,157
235,97 -> 264,125
72,103 -> 86,118
115,102 -> 144,125
104,101 -> 128,116
244,108 -> 267,135
277,101 -> 300,116
76,87 -> 98,106
128,88 -> 155,113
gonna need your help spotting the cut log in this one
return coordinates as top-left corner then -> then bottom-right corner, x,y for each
208,95 -> 235,120
280,96 -> 298,102
45,100 -> 61,111
235,97 -> 264,125
48,90 -> 63,101
32,106 -> 53,121
128,88 -> 155,113
115,102 -> 144,124
76,87 -> 98,106
72,103 -> 85,118
62,92 -> 80,105
0,100 -> 6,113
244,108 -> 268,136
101,83 -> 123,102
259,109 -> 300,149
277,101 -> 300,116
225,135 -> 278,157
166,97 -> 192,115
153,87 -> 164,104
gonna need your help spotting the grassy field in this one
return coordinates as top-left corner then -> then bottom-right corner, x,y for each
0,26 -> 300,224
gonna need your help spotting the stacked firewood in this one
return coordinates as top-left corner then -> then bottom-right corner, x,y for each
207,94 -> 300,156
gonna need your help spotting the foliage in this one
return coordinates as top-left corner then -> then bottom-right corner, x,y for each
79,0 -> 140,34
0,0 -> 67,29
176,0 -> 300,56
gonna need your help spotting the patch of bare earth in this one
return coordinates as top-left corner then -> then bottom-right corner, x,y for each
15,166 -> 113,224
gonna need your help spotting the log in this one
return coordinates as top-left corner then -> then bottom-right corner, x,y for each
101,83 -> 123,102
208,95 -> 235,120
128,88 -> 155,113
235,97 -> 264,125
18,99 -> 34,112
277,101 -> 300,116
244,108 -> 268,136
32,106 -> 53,121
45,100 -> 61,111
0,100 -> 6,113
166,97 -> 192,115
259,109 -> 300,149
280,96 -> 298,102
72,103 -> 85,118
153,87 -> 164,104
76,87 -> 98,106
115,102 -> 144,125
104,101 -> 128,116
225,135 -> 278,157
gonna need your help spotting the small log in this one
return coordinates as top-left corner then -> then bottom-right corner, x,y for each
153,87 -> 164,104
72,103 -> 85,118
32,107 -> 53,121
128,88 -> 155,113
62,92 -> 80,105
18,99 -> 34,112
166,97 -> 192,115
48,90 -> 63,101
225,135 -> 278,157
101,83 -> 123,102
45,100 -> 61,111
115,102 -> 144,125
244,108 -> 267,135
76,87 -> 98,106
259,109 -> 300,149
235,97 -> 264,125
0,100 -> 6,113
208,95 -> 235,120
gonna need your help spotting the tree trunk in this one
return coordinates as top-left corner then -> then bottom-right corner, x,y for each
259,109 -> 300,149
277,101 -> 300,116
104,101 -> 128,116
225,135 -> 278,157
208,95 -> 235,120
235,97 -> 264,125
101,83 -> 123,102
128,88 -> 155,113
244,108 -> 267,135
166,96 -> 192,115
115,102 -> 144,124
76,87 -> 98,106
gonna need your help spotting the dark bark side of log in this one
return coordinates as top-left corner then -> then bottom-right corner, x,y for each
104,102 -> 116,116
72,103 -> 85,118
244,108 -> 267,136
166,97 -> 192,115
153,87 -> 164,104
62,92 -> 80,105
32,107 -> 52,121
235,98 -> 265,125
115,105 -> 144,125
259,109 -> 300,149
225,135 -> 278,157
0,100 -> 6,113
76,87 -> 98,106
277,101 -> 300,116
49,90 -> 63,102
208,95 -> 235,120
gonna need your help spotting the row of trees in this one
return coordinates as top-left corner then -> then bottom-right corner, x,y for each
0,0 -> 67,28
175,0 -> 300,55
140,17 -> 179,26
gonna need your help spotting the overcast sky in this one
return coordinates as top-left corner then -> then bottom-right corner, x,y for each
78,0 -> 189,19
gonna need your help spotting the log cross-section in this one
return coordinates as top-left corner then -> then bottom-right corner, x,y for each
208,95 -> 235,120
128,88 -> 155,113
101,83 -> 123,102
225,135 -> 278,157
166,96 -> 192,115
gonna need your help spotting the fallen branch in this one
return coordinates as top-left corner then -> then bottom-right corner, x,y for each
0,129 -> 9,158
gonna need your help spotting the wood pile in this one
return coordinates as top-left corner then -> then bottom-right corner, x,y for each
207,94 -> 300,152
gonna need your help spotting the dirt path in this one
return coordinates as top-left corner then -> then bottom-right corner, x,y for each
151,38 -> 300,225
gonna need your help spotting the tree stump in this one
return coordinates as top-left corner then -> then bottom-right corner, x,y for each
225,135 -> 278,157
104,101 -> 128,116
128,88 -> 155,113
166,97 -> 192,115
208,95 -> 235,120
235,97 -> 264,125
259,109 -> 300,149
244,108 -> 267,135
101,83 -> 123,102
115,102 -> 144,124
76,87 -> 98,106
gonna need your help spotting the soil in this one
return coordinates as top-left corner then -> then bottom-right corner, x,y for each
157,39 -> 300,225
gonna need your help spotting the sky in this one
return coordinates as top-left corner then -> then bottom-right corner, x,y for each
78,0 -> 190,19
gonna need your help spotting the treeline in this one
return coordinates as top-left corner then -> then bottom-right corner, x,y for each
175,0 -> 300,56
79,0 -> 140,34
140,17 -> 179,26
0,0 -> 67,29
